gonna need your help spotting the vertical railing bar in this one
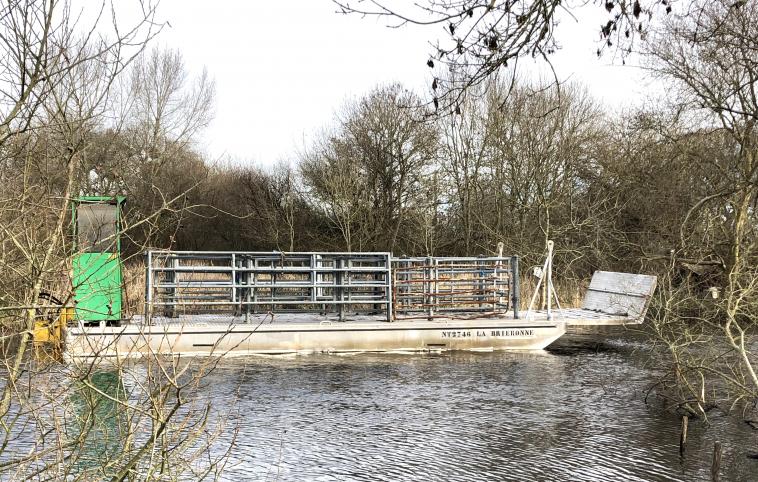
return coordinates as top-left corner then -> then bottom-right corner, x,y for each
252,257 -> 258,314
245,256 -> 252,323
337,257 -> 344,321
144,251 -> 153,323
478,254 -> 484,312
168,254 -> 178,318
347,257 -> 352,316
433,258 -> 439,318
318,255 -> 326,315
511,255 -> 520,319
493,255 -> 499,313
231,253 -> 237,310
546,241 -> 553,321
447,260 -> 453,311
426,256 -> 432,319
490,258 -> 496,312
386,253 -> 393,322
373,258 -> 380,315
311,253 -> 317,303
271,256 -> 277,314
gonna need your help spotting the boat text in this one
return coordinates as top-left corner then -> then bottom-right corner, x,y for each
441,329 -> 535,339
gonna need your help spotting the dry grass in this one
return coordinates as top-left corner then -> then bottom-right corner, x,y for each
122,261 -> 145,318
517,276 -> 587,311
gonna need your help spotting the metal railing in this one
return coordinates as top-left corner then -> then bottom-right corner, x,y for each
144,251 -> 520,322
391,256 -> 519,319
146,251 -> 393,321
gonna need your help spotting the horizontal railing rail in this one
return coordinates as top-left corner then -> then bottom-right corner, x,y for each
144,251 -> 520,322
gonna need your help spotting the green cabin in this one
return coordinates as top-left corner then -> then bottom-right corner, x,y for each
71,196 -> 125,323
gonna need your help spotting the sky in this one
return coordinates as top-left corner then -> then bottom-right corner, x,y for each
111,0 -> 656,166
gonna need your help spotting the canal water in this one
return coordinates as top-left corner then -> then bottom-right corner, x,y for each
2,333 -> 757,480
197,334 -> 758,481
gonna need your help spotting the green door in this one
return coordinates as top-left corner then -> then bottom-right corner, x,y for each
73,252 -> 122,321
73,198 -> 124,322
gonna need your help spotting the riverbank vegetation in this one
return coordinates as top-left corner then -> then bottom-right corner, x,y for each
1,0 -> 757,478
0,1 -> 231,479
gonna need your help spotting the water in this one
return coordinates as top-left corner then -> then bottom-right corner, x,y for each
3,334 -> 757,480
195,334 -> 758,481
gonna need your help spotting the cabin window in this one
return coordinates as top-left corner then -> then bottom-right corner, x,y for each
77,204 -> 118,252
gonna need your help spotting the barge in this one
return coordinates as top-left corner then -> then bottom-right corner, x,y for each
39,197 -> 658,360
63,250 -> 656,359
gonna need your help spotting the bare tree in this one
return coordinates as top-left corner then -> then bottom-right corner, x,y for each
301,141 -> 369,251
232,162 -> 307,252
301,84 -> 438,252
437,84 -> 490,254
335,0 -> 678,111
639,0 -> 758,414
78,46 -> 216,251
0,2 -> 232,479
454,79 -> 607,274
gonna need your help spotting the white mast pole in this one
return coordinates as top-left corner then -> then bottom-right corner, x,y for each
546,240 -> 553,321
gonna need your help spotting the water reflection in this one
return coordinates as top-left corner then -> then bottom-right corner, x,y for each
67,370 -> 127,477
200,336 -> 757,481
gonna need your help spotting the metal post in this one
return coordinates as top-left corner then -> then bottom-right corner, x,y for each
386,253 -> 393,322
317,254 -> 326,315
491,258 -> 497,313
432,258 -> 441,318
373,269 -> 380,315
546,240 -> 553,321
478,254 -> 485,313
231,253 -> 237,316
271,256 -> 277,314
346,257 -> 352,316
426,256 -> 433,319
449,260 -> 455,310
401,256 -> 408,314
495,243 -> 504,312
167,255 -> 178,318
511,255 -> 520,319
337,258 -> 344,321
252,257 -> 258,314
245,256 -> 252,323
145,251 -> 153,323
310,253 -> 317,305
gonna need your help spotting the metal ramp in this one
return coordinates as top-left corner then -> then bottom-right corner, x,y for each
540,271 -> 658,326
582,271 -> 657,320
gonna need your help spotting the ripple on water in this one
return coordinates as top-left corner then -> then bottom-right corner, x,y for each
198,339 -> 757,481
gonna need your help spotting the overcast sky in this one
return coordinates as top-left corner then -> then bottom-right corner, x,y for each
126,1 -> 655,166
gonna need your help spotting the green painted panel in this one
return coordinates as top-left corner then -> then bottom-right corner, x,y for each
73,252 -> 122,321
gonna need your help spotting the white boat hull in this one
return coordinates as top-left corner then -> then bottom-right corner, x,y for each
64,316 -> 566,360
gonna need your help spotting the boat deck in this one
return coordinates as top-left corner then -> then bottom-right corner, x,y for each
125,307 -> 633,327
527,308 -> 634,326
